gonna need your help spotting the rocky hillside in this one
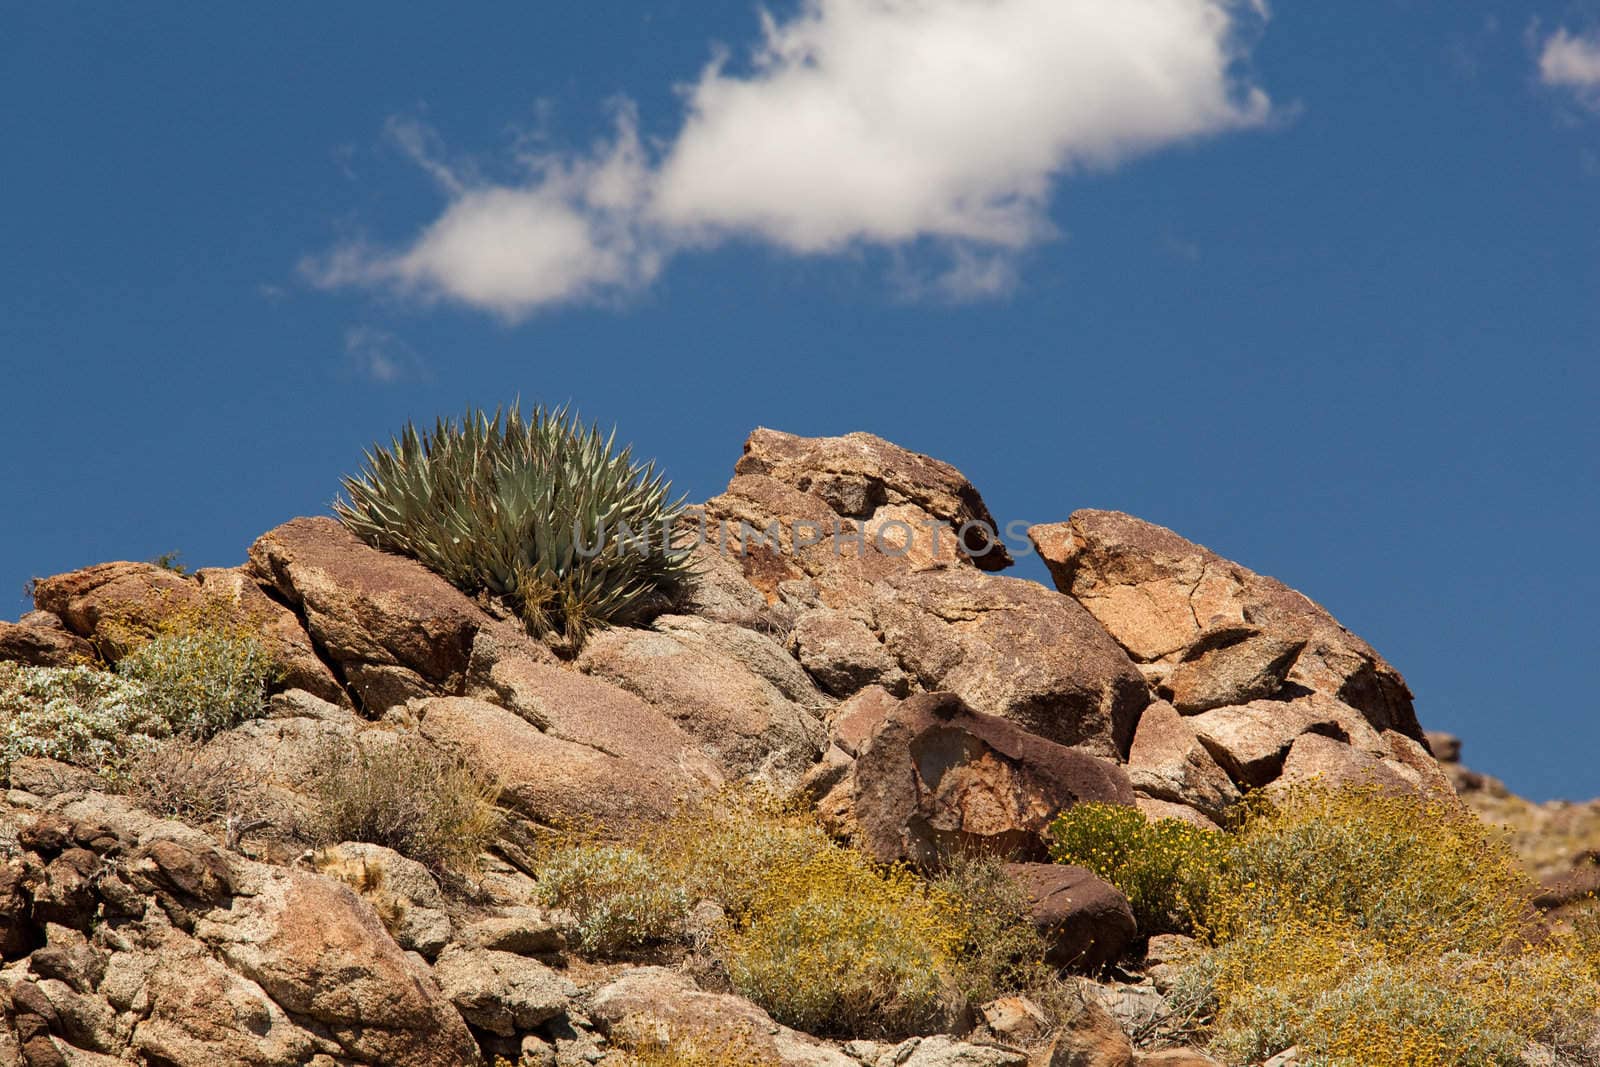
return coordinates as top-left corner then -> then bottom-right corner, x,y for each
0,427 -> 1588,1067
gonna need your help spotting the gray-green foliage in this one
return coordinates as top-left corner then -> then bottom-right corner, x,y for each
116,627 -> 275,738
534,843 -> 690,956
0,662 -> 166,774
335,405 -> 691,644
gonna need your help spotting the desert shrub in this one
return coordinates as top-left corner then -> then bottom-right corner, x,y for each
534,843 -> 690,956
928,851 -> 1050,1011
537,793 -> 1028,1039
307,733 -> 501,876
119,736 -> 264,825
720,845 -> 961,1037
335,404 -> 691,645
115,617 -> 275,738
610,1028 -> 779,1067
1047,802 -> 1225,936
0,662 -> 166,775
1182,786 -> 1600,1067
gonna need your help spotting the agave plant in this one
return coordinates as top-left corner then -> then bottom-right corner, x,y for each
335,405 -> 691,645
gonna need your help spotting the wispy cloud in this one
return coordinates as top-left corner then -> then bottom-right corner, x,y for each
306,0 -> 1272,320
344,325 -> 429,384
1540,28 -> 1600,107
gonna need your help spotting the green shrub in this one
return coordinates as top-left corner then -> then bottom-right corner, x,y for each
335,405 -> 691,645
1182,786 -> 1600,1067
0,662 -> 165,775
1047,802 -> 1224,936
534,843 -> 691,956
307,732 -> 501,876
115,622 -> 275,738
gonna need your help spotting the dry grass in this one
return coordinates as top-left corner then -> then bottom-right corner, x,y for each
118,736 -> 265,826
307,731 -> 502,877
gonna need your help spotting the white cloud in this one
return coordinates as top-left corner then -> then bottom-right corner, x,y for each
306,111 -> 658,321
653,0 -> 1267,251
312,0 -> 1270,317
344,326 -> 428,383
1541,28 -> 1600,105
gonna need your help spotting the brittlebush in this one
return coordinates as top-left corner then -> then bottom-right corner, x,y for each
536,792 -> 1037,1039
1200,788 -> 1598,1066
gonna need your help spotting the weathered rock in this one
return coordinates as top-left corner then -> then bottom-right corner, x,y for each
1028,998 -> 1134,1067
851,693 -> 1136,866
455,907 -> 567,957
198,699 -> 359,830
577,625 -> 826,782
1143,933 -> 1200,994
1004,863 -> 1136,971
192,567 -> 348,705
1125,701 -> 1240,820
192,866 -> 478,1066
589,966 -> 856,1067
31,562 -> 202,659
828,685 -> 902,757
5,759 -> 99,800
879,1035 -> 1028,1066
312,843 -> 452,959
415,696 -> 719,833
0,615 -> 95,668
1271,732 -> 1454,800
652,613 -> 831,716
29,925 -> 106,994
246,517 -> 487,710
980,995 -> 1049,1043
1165,626 -> 1305,714
866,569 -> 1150,755
734,427 -> 1012,569
1185,700 -> 1349,789
431,945 -> 573,1037
1424,731 -> 1461,763
127,935 -> 322,1067
791,609 -> 910,697
1030,511 -> 1420,739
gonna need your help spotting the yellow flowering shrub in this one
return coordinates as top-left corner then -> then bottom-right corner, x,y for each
1191,787 -> 1600,1067
1047,802 -> 1225,936
721,845 -> 962,1037
536,791 -> 1034,1038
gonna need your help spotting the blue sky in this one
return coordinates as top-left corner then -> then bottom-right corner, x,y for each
3,2 -> 1598,799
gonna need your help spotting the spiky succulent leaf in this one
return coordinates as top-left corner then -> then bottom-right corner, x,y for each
335,404 -> 691,645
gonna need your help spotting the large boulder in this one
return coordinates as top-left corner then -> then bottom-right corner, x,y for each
430,946 -> 573,1037
247,517 -> 488,710
733,428 -> 1012,569
0,614 -> 95,669
700,444 -> 1149,756
1003,863 -> 1136,972
865,568 -> 1149,755
1029,511 -> 1420,738
191,567 -> 347,705
848,693 -> 1136,866
414,695 -> 720,835
589,967 -> 856,1067
576,625 -> 826,782
1125,701 -> 1240,820
31,562 -> 203,659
